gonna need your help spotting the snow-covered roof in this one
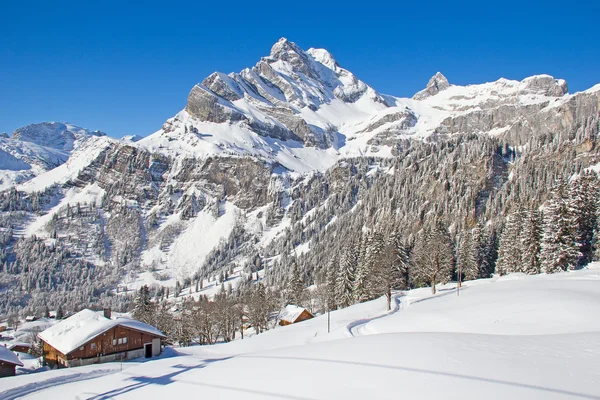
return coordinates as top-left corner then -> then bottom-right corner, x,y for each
280,305 -> 312,323
38,309 -> 165,355
8,342 -> 31,350
0,345 -> 24,366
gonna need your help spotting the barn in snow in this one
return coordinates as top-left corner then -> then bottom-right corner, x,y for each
38,308 -> 165,368
279,305 -> 314,326
0,345 -> 23,377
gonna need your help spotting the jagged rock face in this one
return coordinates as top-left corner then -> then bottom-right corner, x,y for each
362,110 -> 418,134
179,38 -> 388,149
174,157 -> 273,210
436,89 -> 599,144
413,72 -> 450,100
12,122 -> 106,151
185,85 -> 246,123
523,75 -> 568,97
202,72 -> 244,102
76,143 -> 170,203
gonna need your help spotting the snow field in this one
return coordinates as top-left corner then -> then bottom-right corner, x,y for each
3,266 -> 600,399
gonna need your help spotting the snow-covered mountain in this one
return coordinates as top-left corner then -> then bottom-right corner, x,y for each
0,122 -> 107,190
1,38 -> 599,315
137,38 -> 585,173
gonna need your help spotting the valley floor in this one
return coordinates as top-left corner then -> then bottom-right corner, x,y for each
3,265 -> 600,399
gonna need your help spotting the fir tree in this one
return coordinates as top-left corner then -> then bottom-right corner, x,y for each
569,173 -> 598,266
132,285 -> 155,324
540,180 -> 580,273
520,208 -> 542,274
56,305 -> 64,320
335,245 -> 357,308
457,230 -> 478,282
496,210 -> 524,275
286,262 -> 304,305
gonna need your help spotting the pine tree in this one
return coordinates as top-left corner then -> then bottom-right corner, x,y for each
286,262 -> 304,305
56,305 -> 64,320
335,245 -> 357,308
496,210 -> 524,275
540,180 -> 580,273
326,258 -> 338,310
569,173 -> 598,266
519,208 -> 542,274
457,230 -> 478,282
132,285 -> 155,324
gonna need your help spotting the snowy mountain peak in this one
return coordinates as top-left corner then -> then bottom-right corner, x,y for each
306,48 -> 338,71
521,74 -> 568,96
413,72 -> 450,100
269,37 -> 303,60
11,122 -> 106,152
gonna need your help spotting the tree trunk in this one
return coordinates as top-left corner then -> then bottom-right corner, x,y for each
386,283 -> 391,311
431,279 -> 436,294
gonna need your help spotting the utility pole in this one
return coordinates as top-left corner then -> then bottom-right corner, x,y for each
457,263 -> 461,296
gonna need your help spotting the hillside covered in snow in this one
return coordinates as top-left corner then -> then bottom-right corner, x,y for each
2,267 -> 599,399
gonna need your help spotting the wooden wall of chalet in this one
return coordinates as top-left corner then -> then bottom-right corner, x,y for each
44,325 -> 161,366
0,362 -> 17,377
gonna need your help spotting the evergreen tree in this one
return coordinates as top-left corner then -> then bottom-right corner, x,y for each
335,245 -> 357,308
325,258 -> 338,310
457,230 -> 478,282
540,180 -> 580,273
132,285 -> 155,324
569,173 -> 598,266
519,208 -> 542,274
56,305 -> 64,320
496,210 -> 524,275
286,261 -> 304,305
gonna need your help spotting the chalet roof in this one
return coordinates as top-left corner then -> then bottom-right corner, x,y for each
38,309 -> 165,355
0,345 -> 23,366
7,342 -> 31,350
280,305 -> 312,323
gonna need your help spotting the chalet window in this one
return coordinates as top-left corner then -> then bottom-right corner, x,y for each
90,343 -> 96,350
123,337 -> 128,344
112,339 -> 117,346
118,338 -> 123,345
79,346 -> 84,351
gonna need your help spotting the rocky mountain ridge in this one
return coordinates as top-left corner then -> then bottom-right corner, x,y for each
0,38 -> 598,316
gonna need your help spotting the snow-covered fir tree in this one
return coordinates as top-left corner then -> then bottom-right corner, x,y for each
519,208 -> 542,274
335,245 -> 357,308
496,210 -> 524,275
540,180 -> 581,273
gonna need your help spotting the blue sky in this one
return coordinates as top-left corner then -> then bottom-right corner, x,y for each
1,0 -> 598,138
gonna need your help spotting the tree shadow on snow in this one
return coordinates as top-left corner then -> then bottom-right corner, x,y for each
239,354 -> 600,400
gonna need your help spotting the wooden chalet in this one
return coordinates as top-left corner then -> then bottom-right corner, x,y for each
279,305 -> 314,326
8,342 -> 31,354
38,308 -> 165,368
0,345 -> 23,377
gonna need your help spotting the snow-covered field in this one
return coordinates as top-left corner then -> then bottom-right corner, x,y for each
3,265 -> 600,399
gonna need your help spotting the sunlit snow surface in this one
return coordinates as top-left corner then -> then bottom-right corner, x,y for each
3,266 -> 600,399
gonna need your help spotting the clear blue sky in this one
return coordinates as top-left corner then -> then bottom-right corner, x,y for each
1,0 -> 598,138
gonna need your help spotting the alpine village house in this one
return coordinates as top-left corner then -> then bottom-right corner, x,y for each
0,345 -> 23,377
38,308 -> 165,368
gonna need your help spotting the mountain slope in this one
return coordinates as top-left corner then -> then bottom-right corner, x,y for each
0,39 -> 599,315
3,267 -> 599,399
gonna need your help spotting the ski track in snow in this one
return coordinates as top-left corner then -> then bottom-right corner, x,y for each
0,368 -> 116,400
347,292 -> 404,337
348,286 -> 462,337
